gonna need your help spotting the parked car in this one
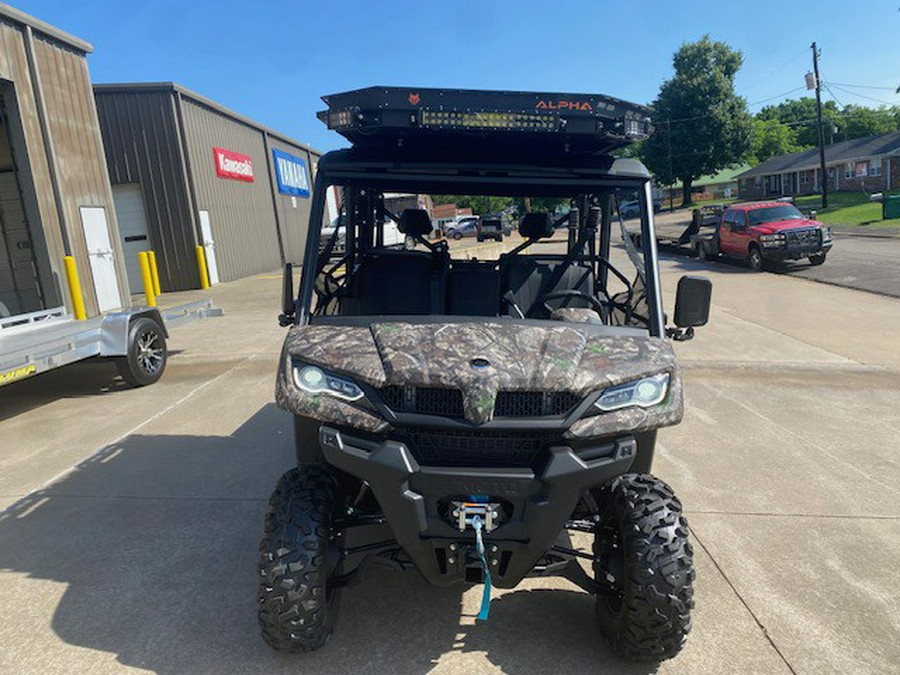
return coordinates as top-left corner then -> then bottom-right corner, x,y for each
445,218 -> 478,240
476,215 -> 504,242
693,201 -> 832,270
618,199 -> 662,219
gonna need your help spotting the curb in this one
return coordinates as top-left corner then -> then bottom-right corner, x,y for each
830,228 -> 900,240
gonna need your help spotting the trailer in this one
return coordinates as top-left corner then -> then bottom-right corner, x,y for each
0,299 -> 219,388
625,204 -> 723,257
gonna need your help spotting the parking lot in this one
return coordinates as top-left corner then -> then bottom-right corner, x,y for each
1,240 -> 898,674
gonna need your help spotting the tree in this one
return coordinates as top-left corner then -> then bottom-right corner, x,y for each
840,105 -> 898,140
750,118 -> 800,164
757,97 -> 840,146
641,36 -> 753,205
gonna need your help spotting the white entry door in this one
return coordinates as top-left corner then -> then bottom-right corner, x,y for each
80,206 -> 122,312
198,210 -> 219,285
112,184 -> 151,292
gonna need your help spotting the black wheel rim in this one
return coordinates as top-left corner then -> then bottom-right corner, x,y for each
136,329 -> 164,375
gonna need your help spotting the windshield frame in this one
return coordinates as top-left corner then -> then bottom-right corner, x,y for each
297,154 -> 666,337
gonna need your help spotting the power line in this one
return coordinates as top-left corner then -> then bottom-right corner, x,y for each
827,82 -> 898,91
822,82 -> 845,108
827,83 -> 899,106
740,48 -> 810,93
748,86 -> 808,108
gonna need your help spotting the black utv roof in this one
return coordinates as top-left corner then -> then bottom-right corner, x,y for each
318,86 -> 653,161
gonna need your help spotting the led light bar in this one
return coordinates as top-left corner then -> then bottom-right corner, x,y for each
316,86 -> 654,152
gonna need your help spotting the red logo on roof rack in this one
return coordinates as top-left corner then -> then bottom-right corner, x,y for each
536,100 -> 592,111
408,92 -> 421,105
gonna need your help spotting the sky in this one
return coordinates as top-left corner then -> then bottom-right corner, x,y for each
22,0 -> 900,152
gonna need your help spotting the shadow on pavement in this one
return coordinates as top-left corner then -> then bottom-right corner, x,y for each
0,403 -> 656,674
0,359 -> 130,422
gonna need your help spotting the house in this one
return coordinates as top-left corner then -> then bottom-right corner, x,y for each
670,164 -> 750,202
737,131 -> 900,200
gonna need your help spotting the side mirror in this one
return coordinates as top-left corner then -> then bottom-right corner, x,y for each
279,262 -> 295,327
671,276 -> 711,340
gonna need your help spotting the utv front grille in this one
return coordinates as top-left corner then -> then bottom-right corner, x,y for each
494,391 -> 583,417
379,386 -> 582,418
403,429 -> 556,467
379,385 -> 465,418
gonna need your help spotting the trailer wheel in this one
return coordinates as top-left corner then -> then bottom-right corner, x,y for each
693,241 -> 707,261
593,474 -> 694,662
115,317 -> 167,386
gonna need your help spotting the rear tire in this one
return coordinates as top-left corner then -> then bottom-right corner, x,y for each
808,252 -> 826,266
115,317 -> 167,387
593,474 -> 694,662
258,466 -> 341,653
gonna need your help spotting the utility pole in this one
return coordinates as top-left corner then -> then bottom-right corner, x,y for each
811,42 -> 828,209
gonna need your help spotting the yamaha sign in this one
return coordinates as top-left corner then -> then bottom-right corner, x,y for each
272,148 -> 310,197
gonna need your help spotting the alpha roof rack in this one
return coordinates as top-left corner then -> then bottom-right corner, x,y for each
318,86 -> 653,157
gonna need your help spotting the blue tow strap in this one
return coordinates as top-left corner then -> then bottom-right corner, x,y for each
472,515 -> 492,621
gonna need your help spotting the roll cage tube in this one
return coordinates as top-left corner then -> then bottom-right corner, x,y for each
639,181 -> 666,337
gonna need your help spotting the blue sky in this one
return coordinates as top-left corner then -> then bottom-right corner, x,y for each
24,0 -> 900,151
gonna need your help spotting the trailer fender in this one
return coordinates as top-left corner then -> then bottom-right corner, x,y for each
99,308 -> 168,357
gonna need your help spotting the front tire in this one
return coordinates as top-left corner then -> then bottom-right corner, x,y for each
808,252 -> 826,266
593,474 -> 694,662
258,466 -> 341,653
453,232 -> 463,241
748,245 -> 764,272
115,317 -> 167,386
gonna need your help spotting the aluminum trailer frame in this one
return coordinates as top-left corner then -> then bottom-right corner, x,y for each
0,300 -> 220,387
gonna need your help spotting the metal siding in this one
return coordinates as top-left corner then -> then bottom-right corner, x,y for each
32,35 -> 128,314
267,136 -> 319,264
0,20 -> 65,308
94,90 -> 196,291
180,97 -> 281,282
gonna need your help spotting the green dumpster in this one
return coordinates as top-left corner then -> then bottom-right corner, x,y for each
884,194 -> 900,220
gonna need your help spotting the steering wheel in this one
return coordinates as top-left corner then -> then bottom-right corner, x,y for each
536,290 -> 608,319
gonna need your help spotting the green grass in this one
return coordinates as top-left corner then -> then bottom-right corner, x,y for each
794,192 -> 900,229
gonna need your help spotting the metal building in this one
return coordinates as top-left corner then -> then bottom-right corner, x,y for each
94,83 -> 322,291
0,4 -> 129,320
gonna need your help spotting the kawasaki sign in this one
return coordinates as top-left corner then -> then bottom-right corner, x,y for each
272,148 -> 310,197
213,147 -> 254,182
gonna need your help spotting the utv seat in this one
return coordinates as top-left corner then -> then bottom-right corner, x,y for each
500,212 -> 597,318
351,209 -> 447,315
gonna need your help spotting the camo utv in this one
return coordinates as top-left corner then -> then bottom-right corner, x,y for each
260,87 -> 711,662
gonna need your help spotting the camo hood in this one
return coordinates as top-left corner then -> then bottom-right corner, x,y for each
275,321 -> 682,435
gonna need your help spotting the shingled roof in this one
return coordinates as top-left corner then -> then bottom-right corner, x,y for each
737,131 -> 900,179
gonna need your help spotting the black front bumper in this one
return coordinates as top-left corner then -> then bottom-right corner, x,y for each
320,426 -> 635,588
761,241 -> 832,261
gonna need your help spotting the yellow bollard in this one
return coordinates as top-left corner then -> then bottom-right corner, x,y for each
147,250 -> 161,296
63,255 -> 87,320
137,251 -> 156,307
195,245 -> 210,290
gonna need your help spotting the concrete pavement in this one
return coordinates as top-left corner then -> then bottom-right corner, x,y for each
1,255 -> 899,673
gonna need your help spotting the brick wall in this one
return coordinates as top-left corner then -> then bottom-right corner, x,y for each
892,158 -> 900,191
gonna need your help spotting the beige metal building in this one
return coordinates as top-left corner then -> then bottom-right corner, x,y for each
94,83 -> 322,291
0,4 -> 129,319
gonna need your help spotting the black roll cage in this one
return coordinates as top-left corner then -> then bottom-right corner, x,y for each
297,150 -> 666,337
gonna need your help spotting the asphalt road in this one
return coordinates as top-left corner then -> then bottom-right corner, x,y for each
1,259 -> 899,673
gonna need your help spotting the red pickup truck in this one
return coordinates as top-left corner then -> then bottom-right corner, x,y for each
694,201 -> 833,271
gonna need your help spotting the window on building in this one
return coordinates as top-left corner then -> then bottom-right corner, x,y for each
855,161 -> 869,178
754,176 -> 762,187
844,164 -> 855,179
800,172 -> 809,185
870,158 -> 882,177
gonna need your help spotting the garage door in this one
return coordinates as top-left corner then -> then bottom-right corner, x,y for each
112,184 -> 151,292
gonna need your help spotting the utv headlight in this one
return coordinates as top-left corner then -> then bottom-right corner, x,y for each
293,364 -> 364,401
594,373 -> 670,412
759,233 -> 786,248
